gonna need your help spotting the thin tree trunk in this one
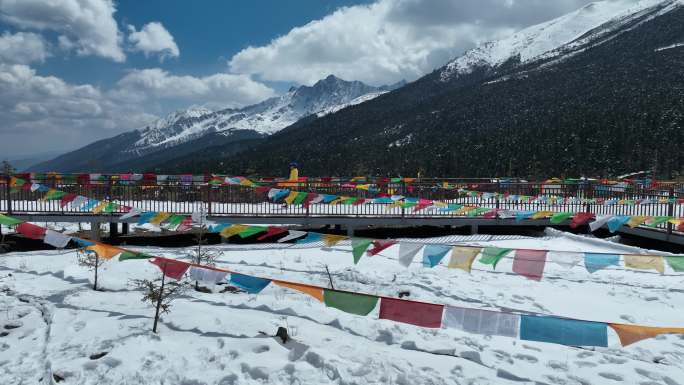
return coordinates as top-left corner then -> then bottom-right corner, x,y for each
153,264 -> 166,333
93,254 -> 99,290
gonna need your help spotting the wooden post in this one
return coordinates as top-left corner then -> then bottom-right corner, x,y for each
3,167 -> 12,215
93,254 -> 99,290
153,264 -> 166,333
667,187 -> 674,237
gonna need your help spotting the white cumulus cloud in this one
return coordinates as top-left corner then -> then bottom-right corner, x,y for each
112,68 -> 276,108
128,22 -> 180,61
228,0 -> 598,85
0,0 -> 125,62
0,31 -> 49,64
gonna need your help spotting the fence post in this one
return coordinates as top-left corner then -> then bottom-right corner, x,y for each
305,180 -> 310,217
3,172 -> 11,215
667,186 -> 674,237
495,180 -> 500,211
207,184 -> 213,216
584,181 -> 593,214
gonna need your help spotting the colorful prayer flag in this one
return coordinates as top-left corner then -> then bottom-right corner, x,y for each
520,315 -> 608,347
397,242 -> 423,267
229,273 -> 272,293
623,255 -> 664,274
379,297 -> 444,328
584,253 -> 620,273
150,257 -> 190,280
447,246 -> 480,273
512,249 -> 547,281
422,244 -> 451,268
443,306 -> 519,338
274,281 -> 324,302
609,324 -> 684,346
323,290 -> 378,316
479,247 -> 512,269
367,240 -> 397,256
351,238 -> 373,264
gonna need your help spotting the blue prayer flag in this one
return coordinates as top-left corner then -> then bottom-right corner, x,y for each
208,223 -> 231,233
137,211 -> 157,225
229,273 -> 271,294
584,253 -> 620,273
296,232 -> 323,244
520,315 -> 608,347
321,194 -> 338,203
81,199 -> 99,211
422,244 -> 451,268
72,238 -> 95,247
515,210 -> 536,222
607,215 -> 630,233
273,189 -> 290,201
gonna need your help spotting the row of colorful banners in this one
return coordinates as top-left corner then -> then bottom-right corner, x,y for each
457,188 -> 683,206
0,213 -> 682,348
6,177 -> 684,253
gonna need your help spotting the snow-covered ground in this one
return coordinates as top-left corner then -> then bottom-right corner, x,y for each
1,230 -> 683,384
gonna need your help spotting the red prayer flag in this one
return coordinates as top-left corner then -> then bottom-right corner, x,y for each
379,297 -> 444,328
302,193 -> 318,209
176,217 -> 193,232
16,222 -> 47,240
512,249 -> 548,281
367,240 -> 397,256
150,257 -> 190,280
351,198 -> 365,206
257,226 -> 288,241
570,212 -> 595,229
59,193 -> 78,208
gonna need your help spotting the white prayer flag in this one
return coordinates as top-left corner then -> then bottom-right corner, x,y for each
397,243 -> 423,267
43,230 -> 71,248
547,251 -> 583,269
443,306 -> 520,338
120,208 -> 142,220
589,215 -> 615,232
189,267 -> 228,284
278,230 -> 307,243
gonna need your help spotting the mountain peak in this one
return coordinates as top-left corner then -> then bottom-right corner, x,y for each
440,0 -> 677,81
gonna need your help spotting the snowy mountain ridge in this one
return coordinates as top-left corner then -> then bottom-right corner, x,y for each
131,75 -> 401,152
440,0 -> 680,81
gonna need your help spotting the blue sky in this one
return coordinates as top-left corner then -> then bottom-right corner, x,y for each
0,0 -> 599,158
33,0 -> 374,93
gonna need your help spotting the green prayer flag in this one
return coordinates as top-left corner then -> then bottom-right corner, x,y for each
342,197 -> 357,205
293,192 -> 308,205
351,238 -> 373,264
647,216 -> 671,228
0,214 -> 24,226
238,226 -> 268,238
103,202 -> 118,213
467,207 -> 491,217
323,290 -> 378,316
390,177 -> 402,183
119,251 -> 154,261
166,215 -> 185,227
666,256 -> 684,272
45,190 -> 66,200
479,247 -> 512,269
550,212 -> 574,224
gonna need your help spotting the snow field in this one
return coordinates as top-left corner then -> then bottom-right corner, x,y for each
1,230 -> 683,384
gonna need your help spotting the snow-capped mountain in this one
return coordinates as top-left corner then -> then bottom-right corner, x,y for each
208,0 -> 684,177
440,0 -> 679,80
30,75 -> 403,172
131,75 -> 401,152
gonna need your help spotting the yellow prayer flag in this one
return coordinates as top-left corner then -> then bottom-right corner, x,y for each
322,234 -> 347,247
220,224 -> 249,238
610,324 -> 684,346
86,243 -> 124,259
148,212 -> 172,226
623,255 -> 664,274
274,281 -> 324,302
433,201 -> 448,208
284,191 -> 298,205
448,246 -> 481,273
91,201 -> 109,214
531,211 -> 554,220
627,216 -> 649,228
385,202 -> 401,211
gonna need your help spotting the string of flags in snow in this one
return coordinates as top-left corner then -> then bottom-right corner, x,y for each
2,213 -> 684,348
2,210 -> 684,282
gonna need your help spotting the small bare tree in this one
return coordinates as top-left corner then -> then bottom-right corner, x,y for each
131,272 -> 187,333
190,206 -> 222,291
77,249 -> 101,290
